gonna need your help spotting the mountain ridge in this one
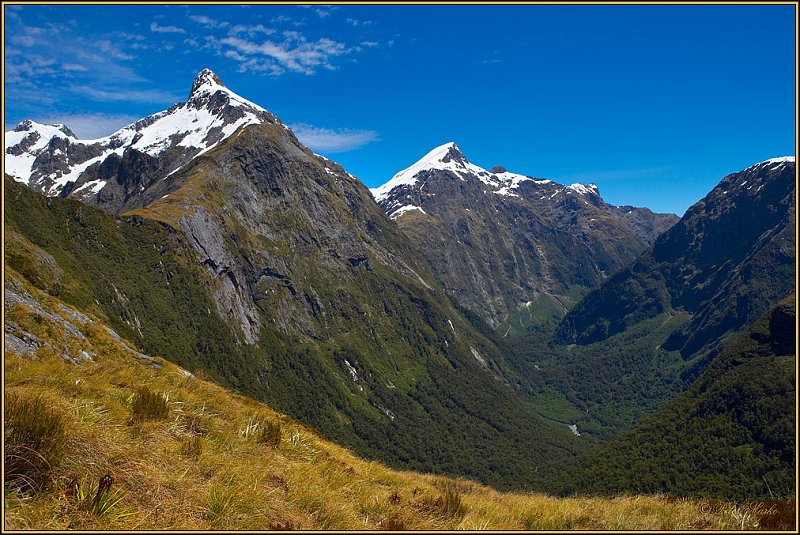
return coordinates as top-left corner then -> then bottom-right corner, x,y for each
528,156 -> 795,440
4,67 -> 794,504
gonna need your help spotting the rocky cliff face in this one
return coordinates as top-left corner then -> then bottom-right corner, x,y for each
128,121 -> 441,346
371,142 -> 678,330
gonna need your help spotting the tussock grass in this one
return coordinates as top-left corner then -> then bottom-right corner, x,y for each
3,270 -> 792,530
179,435 -> 203,458
4,391 -> 68,494
201,486 -> 235,523
70,474 -> 133,520
240,415 -> 281,447
130,386 -> 169,422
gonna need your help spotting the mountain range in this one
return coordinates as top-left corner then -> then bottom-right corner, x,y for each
4,69 -> 795,501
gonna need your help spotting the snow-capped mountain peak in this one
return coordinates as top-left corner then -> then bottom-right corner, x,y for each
567,183 -> 599,195
190,68 -> 226,98
12,120 -> 77,139
372,141 -> 604,219
187,68 -> 269,114
5,69 -> 278,198
371,142 -> 498,202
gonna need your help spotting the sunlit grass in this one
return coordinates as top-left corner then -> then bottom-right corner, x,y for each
3,271 -> 789,530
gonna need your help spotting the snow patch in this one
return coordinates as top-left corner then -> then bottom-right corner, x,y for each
567,183 -> 598,195
389,204 -> 426,219
745,156 -> 795,171
72,179 -> 107,196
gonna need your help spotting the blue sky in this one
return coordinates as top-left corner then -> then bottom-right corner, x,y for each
4,4 -> 796,215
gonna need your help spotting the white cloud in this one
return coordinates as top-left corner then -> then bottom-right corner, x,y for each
30,113 -> 141,139
217,34 -> 348,75
6,54 -> 58,83
71,85 -> 181,104
5,14 -> 178,115
289,123 -> 379,153
62,63 -> 88,72
97,40 -> 135,61
228,24 -> 275,37
346,18 -> 374,27
224,50 -> 248,62
189,15 -> 228,29
150,22 -> 186,34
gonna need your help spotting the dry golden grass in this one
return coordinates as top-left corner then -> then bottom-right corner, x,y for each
2,271 -> 781,530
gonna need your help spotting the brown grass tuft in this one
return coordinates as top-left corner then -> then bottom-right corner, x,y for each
129,386 -> 169,422
4,391 -> 68,494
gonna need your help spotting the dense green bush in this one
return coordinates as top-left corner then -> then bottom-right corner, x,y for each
538,298 -> 796,501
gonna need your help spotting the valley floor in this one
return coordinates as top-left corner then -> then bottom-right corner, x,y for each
3,270 -> 790,530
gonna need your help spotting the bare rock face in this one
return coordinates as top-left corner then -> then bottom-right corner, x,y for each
179,207 -> 263,345
139,121 -> 432,344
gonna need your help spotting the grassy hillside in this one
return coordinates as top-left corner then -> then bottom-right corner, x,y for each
3,269 -> 786,530
539,297 -> 796,502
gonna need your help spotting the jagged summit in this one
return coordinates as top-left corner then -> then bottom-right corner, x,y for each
13,119 -> 77,139
371,141 -> 507,202
12,120 -> 77,138
396,141 -> 467,175
371,141 -> 586,207
185,68 -> 270,115
190,68 -> 226,98
439,141 -> 467,163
